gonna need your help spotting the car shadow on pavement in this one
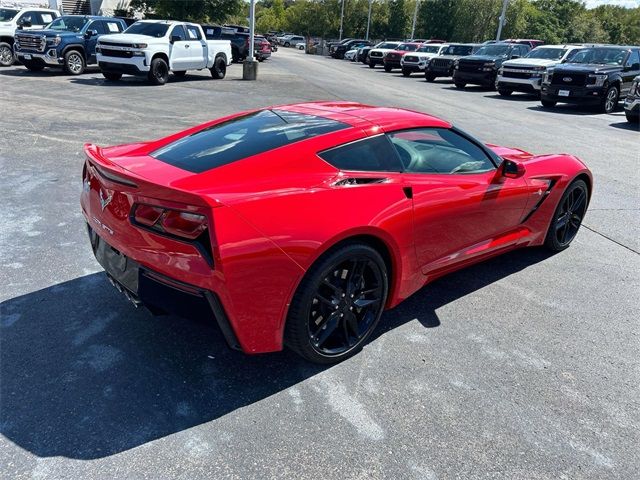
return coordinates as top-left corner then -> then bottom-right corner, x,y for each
485,93 -> 540,102
609,121 -> 639,131
69,75 -> 214,87
526,104 -> 609,116
0,247 -> 552,460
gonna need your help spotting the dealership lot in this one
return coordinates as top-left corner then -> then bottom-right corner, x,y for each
1,47 -> 638,479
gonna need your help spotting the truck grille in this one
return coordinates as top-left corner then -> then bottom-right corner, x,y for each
431,58 -> 453,69
16,33 -> 46,52
458,61 -> 483,72
551,72 -> 587,87
99,41 -> 134,48
370,51 -> 383,57
404,55 -> 419,63
100,48 -> 133,58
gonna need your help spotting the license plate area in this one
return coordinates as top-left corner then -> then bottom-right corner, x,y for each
558,89 -> 570,97
89,224 -> 139,295
23,54 -> 32,60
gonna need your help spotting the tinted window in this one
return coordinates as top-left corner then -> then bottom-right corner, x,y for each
626,50 -> 639,67
443,45 -> 474,56
319,136 -> 403,172
417,45 -> 441,54
186,25 -> 201,40
0,8 -> 19,22
152,110 -> 348,173
525,47 -> 566,60
124,22 -> 170,38
171,25 -> 186,41
103,20 -> 123,33
388,128 -> 494,174
87,21 -> 105,35
475,44 -> 511,56
48,16 -> 88,32
571,48 -> 627,66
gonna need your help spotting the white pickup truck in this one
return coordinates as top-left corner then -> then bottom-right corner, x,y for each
96,20 -> 232,85
0,7 -> 59,66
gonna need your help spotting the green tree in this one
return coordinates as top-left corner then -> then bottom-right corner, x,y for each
416,0 -> 458,41
129,0 -> 242,23
387,0 -> 408,39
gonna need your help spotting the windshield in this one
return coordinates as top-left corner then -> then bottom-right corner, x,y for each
397,44 -> 418,52
376,42 -> 399,49
443,45 -> 474,56
569,48 -> 627,66
417,45 -> 441,54
525,47 -> 566,60
124,22 -> 170,38
0,8 -> 19,21
47,16 -> 89,33
475,44 -> 511,56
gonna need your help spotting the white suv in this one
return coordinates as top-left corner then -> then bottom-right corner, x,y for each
0,7 -> 59,66
400,43 -> 448,76
496,44 -> 585,96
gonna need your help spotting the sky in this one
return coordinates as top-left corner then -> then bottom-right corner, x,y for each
585,0 -> 640,7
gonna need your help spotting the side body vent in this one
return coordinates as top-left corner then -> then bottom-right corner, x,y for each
332,177 -> 389,187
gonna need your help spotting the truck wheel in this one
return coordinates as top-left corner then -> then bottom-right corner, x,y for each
454,82 -> 466,89
383,64 -> 392,72
625,111 -> 639,123
284,42 -> 290,47
402,68 -> 411,77
541,99 -> 557,108
601,85 -> 619,114
498,89 -> 513,96
0,42 -> 15,67
425,73 -> 436,82
103,72 -> 122,81
23,60 -> 44,72
368,61 -> 375,69
64,50 -> 85,75
210,56 -> 226,79
148,57 -> 169,85
173,70 -> 187,77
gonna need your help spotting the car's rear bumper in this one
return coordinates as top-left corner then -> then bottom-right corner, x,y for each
88,223 -> 242,350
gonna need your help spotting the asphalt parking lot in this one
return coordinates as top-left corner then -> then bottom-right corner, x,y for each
1,47 -> 639,479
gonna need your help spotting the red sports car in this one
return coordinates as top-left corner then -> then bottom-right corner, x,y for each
81,102 -> 592,363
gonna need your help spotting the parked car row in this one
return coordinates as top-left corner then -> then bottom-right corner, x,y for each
2,10 -> 278,85
333,37 -> 640,123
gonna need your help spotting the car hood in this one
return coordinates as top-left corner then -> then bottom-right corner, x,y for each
407,52 -> 439,58
97,33 -> 162,44
502,57 -> 559,68
435,54 -> 467,60
461,54 -> 506,62
370,48 -> 397,53
552,63 -> 622,74
27,29 -> 84,38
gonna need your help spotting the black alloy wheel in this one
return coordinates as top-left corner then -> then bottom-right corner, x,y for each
285,243 -> 388,364
601,84 -> 619,114
545,179 -> 589,251
210,56 -> 226,79
148,57 -> 169,85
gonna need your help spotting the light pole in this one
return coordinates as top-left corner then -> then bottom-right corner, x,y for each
411,0 -> 419,40
339,0 -> 345,41
496,0 -> 509,41
243,0 -> 258,80
366,0 -> 372,41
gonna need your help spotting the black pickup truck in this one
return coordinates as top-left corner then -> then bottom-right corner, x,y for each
453,42 -> 530,89
540,45 -> 640,114
202,25 -> 249,62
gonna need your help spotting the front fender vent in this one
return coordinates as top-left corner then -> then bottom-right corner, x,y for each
332,177 -> 389,187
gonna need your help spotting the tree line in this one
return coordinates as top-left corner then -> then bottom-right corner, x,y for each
126,0 -> 640,45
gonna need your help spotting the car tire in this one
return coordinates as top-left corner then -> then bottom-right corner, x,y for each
148,57 -> 169,85
103,72 -> 122,81
284,243 -> 389,364
454,82 -> 466,89
173,70 -> 187,77
541,99 -> 557,108
425,73 -> 436,82
625,111 -> 639,123
384,64 -> 392,72
601,84 -> 619,114
284,42 -> 290,47
368,61 -> 375,69
0,41 -> 15,67
402,68 -> 411,77
498,89 -> 513,96
544,179 -> 589,252
23,60 -> 44,72
210,56 -> 226,79
64,50 -> 85,75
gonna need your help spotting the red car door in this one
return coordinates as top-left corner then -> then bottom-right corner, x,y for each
387,128 -> 531,275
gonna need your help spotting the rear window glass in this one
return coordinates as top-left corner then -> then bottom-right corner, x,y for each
318,135 -> 403,172
152,110 -> 349,173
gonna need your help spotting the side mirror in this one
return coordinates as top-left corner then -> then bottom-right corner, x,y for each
170,35 -> 182,43
502,159 -> 526,178
18,19 -> 32,28
85,29 -> 98,39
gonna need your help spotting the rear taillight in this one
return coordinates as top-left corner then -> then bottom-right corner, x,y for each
131,203 -> 207,240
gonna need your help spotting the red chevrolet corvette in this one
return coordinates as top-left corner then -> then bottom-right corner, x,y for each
81,102 -> 592,363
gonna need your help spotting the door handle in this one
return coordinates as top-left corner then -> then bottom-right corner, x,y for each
403,186 -> 413,199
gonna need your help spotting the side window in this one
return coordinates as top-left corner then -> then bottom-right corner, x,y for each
87,21 -> 105,35
388,128 -> 495,174
318,135 -> 403,172
186,25 -> 201,40
36,12 -> 55,26
18,12 -> 34,24
103,21 -> 123,34
626,50 -> 639,68
171,25 -> 187,41
519,45 -> 529,56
